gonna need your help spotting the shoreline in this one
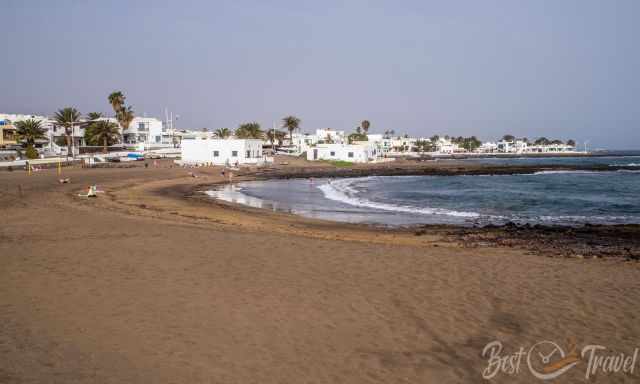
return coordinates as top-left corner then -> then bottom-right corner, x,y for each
168,161 -> 640,259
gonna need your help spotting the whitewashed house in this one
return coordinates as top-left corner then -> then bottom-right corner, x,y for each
290,132 -> 319,154
385,137 -> 419,153
306,143 -> 379,163
380,137 -> 394,153
435,138 -> 461,154
364,134 -> 385,152
316,128 -> 346,144
526,143 -> 576,153
181,137 -> 269,165
497,139 -> 528,153
478,141 -> 499,153
122,117 -> 164,147
366,134 -> 383,143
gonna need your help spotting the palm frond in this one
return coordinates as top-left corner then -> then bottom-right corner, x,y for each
214,128 -> 231,139
235,122 -> 263,139
108,91 -> 125,113
116,105 -> 135,129
15,119 -> 46,146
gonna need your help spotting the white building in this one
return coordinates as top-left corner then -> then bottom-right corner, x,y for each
181,137 -> 269,165
484,139 -> 577,154
526,143 -> 576,153
283,129 -> 347,155
435,138 -> 461,154
290,132 -> 319,154
315,128 -> 346,144
496,139 -> 528,153
477,141 -> 498,153
365,133 -> 397,155
306,143 -> 379,163
366,134 -> 383,143
122,117 -> 164,147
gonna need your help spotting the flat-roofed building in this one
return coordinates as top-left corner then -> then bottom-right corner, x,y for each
181,137 -> 269,166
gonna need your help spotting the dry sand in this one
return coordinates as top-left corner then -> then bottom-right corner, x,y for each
1,159 -> 639,383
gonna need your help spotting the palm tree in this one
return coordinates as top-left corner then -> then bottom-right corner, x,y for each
90,121 -> 120,153
214,128 -> 232,139
235,122 -> 263,139
282,115 -> 301,142
53,107 -> 81,157
87,112 -> 103,121
567,139 -> 576,147
116,105 -> 135,134
534,137 -> 550,146
108,91 -> 125,114
275,130 -> 286,146
348,132 -> 368,144
15,119 -> 46,147
265,129 -> 287,145
361,120 -> 371,134
84,112 -> 103,146
108,91 -> 134,142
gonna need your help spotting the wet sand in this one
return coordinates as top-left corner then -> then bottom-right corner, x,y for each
1,159 -> 639,383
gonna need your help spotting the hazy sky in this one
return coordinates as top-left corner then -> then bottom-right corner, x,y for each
3,0 -> 639,148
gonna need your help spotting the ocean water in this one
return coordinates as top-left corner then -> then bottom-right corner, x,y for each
457,151 -> 640,168
206,156 -> 640,227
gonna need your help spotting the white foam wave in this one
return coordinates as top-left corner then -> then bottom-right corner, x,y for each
318,178 -> 485,218
532,170 -> 604,175
204,187 -> 267,209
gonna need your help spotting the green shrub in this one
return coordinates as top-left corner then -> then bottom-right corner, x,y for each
25,145 -> 39,159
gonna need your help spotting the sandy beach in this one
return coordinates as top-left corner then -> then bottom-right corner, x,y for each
2,159 -> 639,383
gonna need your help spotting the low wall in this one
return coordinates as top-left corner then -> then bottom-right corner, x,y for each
0,158 -> 82,171
78,146 -> 124,154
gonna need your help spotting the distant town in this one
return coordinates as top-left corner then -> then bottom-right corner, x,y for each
1,92 -> 582,168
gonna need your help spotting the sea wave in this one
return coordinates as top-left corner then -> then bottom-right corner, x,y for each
534,169 -> 640,175
317,178 -> 486,218
532,170 -> 604,175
